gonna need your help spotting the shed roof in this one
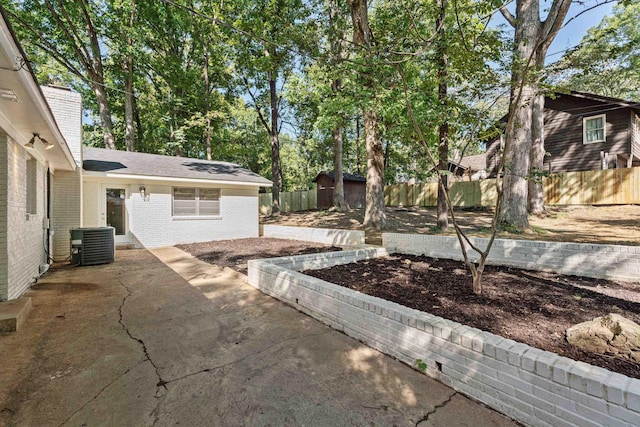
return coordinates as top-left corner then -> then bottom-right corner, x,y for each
83,147 -> 272,186
458,153 -> 487,172
313,171 -> 366,183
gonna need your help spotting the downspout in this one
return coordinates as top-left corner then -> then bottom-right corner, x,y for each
46,167 -> 51,263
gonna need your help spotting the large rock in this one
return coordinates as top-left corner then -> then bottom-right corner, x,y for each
566,313 -> 640,362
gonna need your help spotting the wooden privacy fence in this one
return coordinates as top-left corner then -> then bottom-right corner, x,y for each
384,167 -> 640,208
259,190 -> 318,215
260,168 -> 640,214
544,167 -> 640,205
384,180 -> 498,207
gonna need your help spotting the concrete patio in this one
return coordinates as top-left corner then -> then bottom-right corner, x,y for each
0,248 -> 516,426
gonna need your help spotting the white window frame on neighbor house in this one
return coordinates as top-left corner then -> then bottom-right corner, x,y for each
583,114 -> 606,144
172,187 -> 221,218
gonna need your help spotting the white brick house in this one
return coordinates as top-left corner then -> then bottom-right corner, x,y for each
0,11 -> 270,302
81,148 -> 271,249
0,14 -> 78,301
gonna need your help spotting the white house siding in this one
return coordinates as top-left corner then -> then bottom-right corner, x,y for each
50,169 -> 82,259
43,87 -> 83,261
41,87 -> 82,165
129,184 -> 260,248
2,135 -> 48,301
0,132 -> 8,300
82,181 -> 101,228
82,178 -> 260,248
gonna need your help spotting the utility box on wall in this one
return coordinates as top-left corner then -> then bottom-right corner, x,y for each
70,227 -> 115,266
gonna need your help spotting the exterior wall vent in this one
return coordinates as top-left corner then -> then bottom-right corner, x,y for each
70,227 -> 115,266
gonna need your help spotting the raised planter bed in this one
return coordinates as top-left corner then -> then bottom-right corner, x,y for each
260,224 -> 365,246
247,248 -> 640,427
384,233 -> 640,282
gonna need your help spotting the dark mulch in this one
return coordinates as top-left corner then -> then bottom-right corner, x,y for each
304,254 -> 640,379
177,237 -> 341,275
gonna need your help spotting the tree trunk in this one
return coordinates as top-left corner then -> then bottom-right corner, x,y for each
528,0 -> 571,212
363,110 -> 386,229
269,76 -> 281,215
497,0 -> 540,230
203,42 -> 212,161
124,58 -> 135,152
437,123 -> 449,229
329,0 -> 347,212
333,125 -> 348,210
436,0 -> 448,230
123,2 -> 136,152
528,92 -> 546,214
356,116 -> 362,174
133,94 -> 143,150
472,270 -> 483,295
499,0 -> 571,227
93,80 -> 116,150
349,0 -> 384,229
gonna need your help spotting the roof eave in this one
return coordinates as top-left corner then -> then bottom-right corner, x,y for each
0,6 -> 76,171
82,170 -> 272,187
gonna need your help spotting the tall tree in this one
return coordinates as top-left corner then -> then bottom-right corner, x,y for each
111,0 -> 137,151
435,0 -> 449,230
348,0 -> 386,229
233,0 -> 314,215
328,0 -> 349,211
6,0 -> 116,149
498,0 -> 570,227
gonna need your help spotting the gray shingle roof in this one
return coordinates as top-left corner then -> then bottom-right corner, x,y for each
83,147 -> 271,186
313,171 -> 366,183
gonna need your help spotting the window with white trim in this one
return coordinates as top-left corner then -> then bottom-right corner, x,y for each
172,187 -> 220,216
26,157 -> 37,214
583,114 -> 606,144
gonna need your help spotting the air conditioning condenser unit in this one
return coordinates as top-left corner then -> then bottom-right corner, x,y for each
70,227 -> 115,266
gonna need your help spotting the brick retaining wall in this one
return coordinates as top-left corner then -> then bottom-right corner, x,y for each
384,233 -> 640,282
260,224 -> 365,246
248,249 -> 640,427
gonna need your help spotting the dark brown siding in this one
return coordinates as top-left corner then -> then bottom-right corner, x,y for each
315,174 -> 366,209
544,96 -> 630,172
316,175 -> 334,209
486,94 -> 636,176
344,181 -> 366,208
486,136 -> 501,177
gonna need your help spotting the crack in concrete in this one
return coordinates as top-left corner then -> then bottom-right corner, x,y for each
415,391 -> 457,427
117,278 -> 168,397
149,391 -> 169,427
57,360 -> 145,427
164,330 -> 332,386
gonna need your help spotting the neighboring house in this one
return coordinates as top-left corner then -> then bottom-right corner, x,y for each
314,171 -> 366,209
0,10 -> 271,303
486,91 -> 640,176
82,148 -> 271,248
0,12 -> 80,302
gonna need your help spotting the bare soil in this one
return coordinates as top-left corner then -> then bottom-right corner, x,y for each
177,237 -> 341,275
261,205 -> 640,246
304,254 -> 640,379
